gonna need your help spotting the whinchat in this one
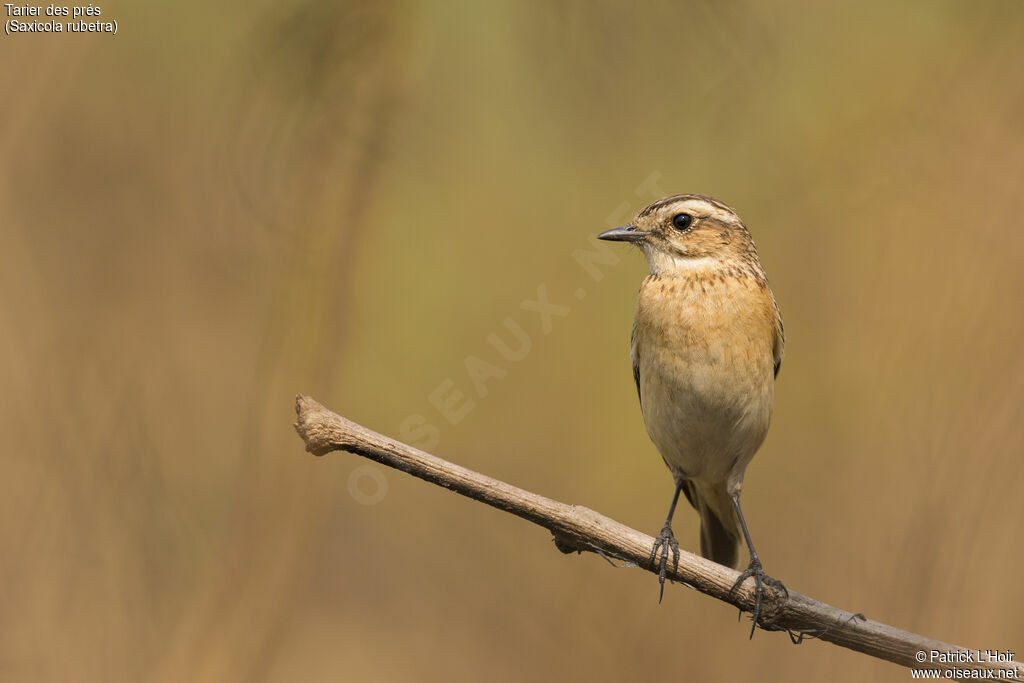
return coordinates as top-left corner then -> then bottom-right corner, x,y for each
599,194 -> 786,628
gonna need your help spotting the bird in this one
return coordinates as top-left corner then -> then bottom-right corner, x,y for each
598,193 -> 786,632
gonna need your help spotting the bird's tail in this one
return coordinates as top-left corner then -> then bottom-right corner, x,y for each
688,483 -> 743,570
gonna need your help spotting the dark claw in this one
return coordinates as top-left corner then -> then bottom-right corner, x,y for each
728,556 -> 788,638
783,626 -> 828,644
649,523 -> 680,602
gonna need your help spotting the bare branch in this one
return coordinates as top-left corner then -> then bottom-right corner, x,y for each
293,395 -> 1018,676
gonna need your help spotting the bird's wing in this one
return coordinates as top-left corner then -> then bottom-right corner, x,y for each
772,296 -> 785,378
630,323 -> 642,406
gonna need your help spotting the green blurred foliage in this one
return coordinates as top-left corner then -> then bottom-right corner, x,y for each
1,1 -> 1022,680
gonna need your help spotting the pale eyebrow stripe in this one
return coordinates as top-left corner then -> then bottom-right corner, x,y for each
637,193 -> 736,219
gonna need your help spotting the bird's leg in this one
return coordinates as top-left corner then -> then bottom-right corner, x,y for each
728,493 -> 788,637
649,481 -> 682,602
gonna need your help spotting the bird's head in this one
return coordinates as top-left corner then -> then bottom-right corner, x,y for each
598,194 -> 760,276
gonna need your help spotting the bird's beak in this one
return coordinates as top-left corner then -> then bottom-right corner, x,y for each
598,224 -> 649,243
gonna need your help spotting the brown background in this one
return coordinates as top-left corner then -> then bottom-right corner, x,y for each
1,1 -> 1022,681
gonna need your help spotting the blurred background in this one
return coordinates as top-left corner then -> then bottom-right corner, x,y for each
2,1 -> 1022,680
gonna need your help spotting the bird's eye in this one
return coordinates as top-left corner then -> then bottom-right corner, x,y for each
671,213 -> 693,231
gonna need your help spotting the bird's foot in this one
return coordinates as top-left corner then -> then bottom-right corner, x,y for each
648,523 -> 680,602
728,556 -> 788,638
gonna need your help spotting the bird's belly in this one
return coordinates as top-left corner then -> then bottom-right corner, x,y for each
636,326 -> 773,486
